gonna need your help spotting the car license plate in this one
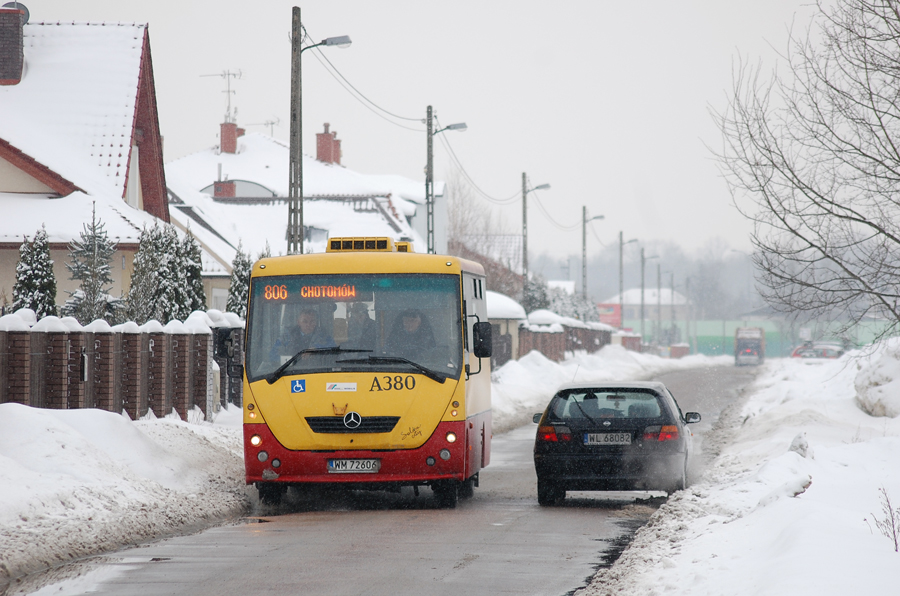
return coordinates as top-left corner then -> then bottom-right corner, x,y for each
584,433 -> 632,445
327,459 -> 381,473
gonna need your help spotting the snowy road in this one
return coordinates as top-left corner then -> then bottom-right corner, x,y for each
9,364 -> 757,596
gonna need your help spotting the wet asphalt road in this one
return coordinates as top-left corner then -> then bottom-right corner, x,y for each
12,364 -> 758,596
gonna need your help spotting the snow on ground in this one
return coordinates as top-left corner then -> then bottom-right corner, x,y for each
9,342 -> 899,593
580,346 -> 900,596
0,404 -> 248,585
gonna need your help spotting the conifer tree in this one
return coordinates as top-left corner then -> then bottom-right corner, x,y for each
522,275 -> 550,314
226,241 -> 252,319
12,226 -> 58,318
125,225 -> 162,324
63,204 -> 119,324
155,224 -> 184,322
182,229 -> 207,315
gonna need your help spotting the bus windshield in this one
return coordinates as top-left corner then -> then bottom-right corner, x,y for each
245,273 -> 463,383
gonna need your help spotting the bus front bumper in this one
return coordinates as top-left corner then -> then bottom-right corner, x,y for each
244,420 -> 468,485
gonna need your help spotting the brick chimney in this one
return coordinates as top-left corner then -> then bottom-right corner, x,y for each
213,162 -> 235,198
220,122 -> 237,154
0,7 -> 25,86
316,123 -> 342,165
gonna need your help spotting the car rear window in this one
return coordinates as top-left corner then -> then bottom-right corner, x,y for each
549,390 -> 663,420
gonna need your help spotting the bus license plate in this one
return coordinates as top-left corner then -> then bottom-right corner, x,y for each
327,459 -> 381,473
584,433 -> 631,445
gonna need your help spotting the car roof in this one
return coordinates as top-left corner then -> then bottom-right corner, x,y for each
553,380 -> 669,394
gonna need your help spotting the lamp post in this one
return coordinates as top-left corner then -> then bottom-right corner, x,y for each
287,7 -> 351,255
657,263 -> 662,344
521,174 -> 550,282
640,248 -> 658,344
618,231 -> 637,329
425,107 -> 466,254
582,206 -> 604,300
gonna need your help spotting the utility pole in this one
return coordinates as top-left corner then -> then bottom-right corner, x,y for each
287,6 -> 302,254
522,172 -> 528,282
425,106 -> 435,254
618,232 -> 636,328
657,263 -> 662,344
582,207 -> 604,300
582,206 -> 588,300
670,271 -> 676,344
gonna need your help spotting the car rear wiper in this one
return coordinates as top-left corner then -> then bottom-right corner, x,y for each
266,347 -> 372,384
334,355 -> 447,383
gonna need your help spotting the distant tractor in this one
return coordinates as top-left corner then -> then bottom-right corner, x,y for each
734,327 -> 765,366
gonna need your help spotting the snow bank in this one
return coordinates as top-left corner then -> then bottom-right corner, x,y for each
854,338 -> 900,417
0,403 -> 248,585
491,346 -> 730,432
580,352 -> 900,596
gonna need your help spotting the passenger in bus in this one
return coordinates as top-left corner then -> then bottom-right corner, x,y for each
385,309 -> 435,359
346,302 -> 376,351
274,308 -> 335,356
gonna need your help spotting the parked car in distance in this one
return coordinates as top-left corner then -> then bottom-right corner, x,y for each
790,342 -> 845,359
532,381 -> 701,505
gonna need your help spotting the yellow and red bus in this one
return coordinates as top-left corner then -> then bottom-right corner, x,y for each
241,237 -> 492,508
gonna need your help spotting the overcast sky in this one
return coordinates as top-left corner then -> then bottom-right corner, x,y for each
35,0 -> 815,259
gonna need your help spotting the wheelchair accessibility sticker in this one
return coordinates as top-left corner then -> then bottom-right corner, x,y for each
291,379 -> 306,393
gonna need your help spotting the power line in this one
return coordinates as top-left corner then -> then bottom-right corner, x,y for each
434,118 -> 521,205
301,25 -> 423,132
531,190 -> 580,231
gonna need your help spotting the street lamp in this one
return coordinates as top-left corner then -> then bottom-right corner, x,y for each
425,107 -> 466,254
287,7 -> 351,255
618,231 -> 637,329
521,175 -> 550,282
582,207 -> 604,300
640,248 -> 658,344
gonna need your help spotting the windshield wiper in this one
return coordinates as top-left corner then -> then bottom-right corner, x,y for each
266,347 -> 372,384
334,355 -> 448,383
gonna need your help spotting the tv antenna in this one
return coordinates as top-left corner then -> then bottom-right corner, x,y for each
246,117 -> 281,137
200,69 -> 242,123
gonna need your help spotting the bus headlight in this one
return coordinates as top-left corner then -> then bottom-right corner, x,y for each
446,432 -> 457,443
250,435 -> 262,447
439,449 -> 451,461
257,451 -> 269,462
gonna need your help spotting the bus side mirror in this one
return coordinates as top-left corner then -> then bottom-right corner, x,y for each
472,322 -> 492,359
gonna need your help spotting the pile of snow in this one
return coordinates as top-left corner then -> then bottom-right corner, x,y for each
491,346 -> 730,432
854,338 -> 900,417
0,404 -> 247,585
580,349 -> 900,596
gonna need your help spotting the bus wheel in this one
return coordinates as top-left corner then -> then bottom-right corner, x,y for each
459,476 -> 476,499
433,480 -> 459,509
257,482 -> 284,506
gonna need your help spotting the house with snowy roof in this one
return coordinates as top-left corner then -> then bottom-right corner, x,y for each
599,287 -> 689,327
164,120 -> 444,310
0,7 -> 171,311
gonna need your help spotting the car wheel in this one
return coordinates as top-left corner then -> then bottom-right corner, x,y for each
667,460 -> 688,496
537,478 -> 564,506
433,480 -> 459,509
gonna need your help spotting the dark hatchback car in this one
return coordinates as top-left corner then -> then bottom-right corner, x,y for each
532,381 -> 701,505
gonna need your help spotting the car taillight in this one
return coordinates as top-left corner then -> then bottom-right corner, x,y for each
643,425 -> 679,441
538,425 -> 572,442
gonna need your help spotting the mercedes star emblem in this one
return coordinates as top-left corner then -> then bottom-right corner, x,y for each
343,411 -> 362,429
